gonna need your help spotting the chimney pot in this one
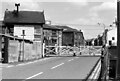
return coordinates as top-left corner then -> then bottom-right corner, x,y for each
15,3 -> 20,13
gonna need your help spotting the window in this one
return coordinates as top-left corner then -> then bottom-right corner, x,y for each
34,28 -> 41,35
112,37 -> 115,40
109,41 -> 112,46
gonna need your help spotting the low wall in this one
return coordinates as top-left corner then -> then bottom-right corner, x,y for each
8,40 -> 42,63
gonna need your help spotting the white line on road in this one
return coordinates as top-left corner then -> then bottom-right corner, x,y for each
51,63 -> 64,69
75,57 -> 79,58
4,57 -> 58,68
17,63 -> 26,66
15,57 -> 55,67
68,59 -> 74,62
7,65 -> 14,68
24,62 -> 33,65
25,72 -> 43,80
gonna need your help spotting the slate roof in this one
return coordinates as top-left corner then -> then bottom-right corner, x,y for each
55,25 -> 78,32
0,21 -> 4,26
43,24 -> 63,30
4,10 -> 45,25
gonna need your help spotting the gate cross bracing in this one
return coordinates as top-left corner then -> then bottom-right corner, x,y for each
44,45 -> 101,57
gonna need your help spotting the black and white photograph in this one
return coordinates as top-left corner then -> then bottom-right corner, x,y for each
0,0 -> 119,81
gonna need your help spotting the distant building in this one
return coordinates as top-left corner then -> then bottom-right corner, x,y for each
86,39 -> 93,46
56,26 -> 85,46
86,36 -> 103,46
43,24 -> 63,46
102,29 -> 108,46
106,27 -> 117,46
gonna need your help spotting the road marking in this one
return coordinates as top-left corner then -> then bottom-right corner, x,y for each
4,57 -> 57,68
16,57 -> 55,67
25,72 -> 43,80
51,63 -> 64,69
17,63 -> 26,66
24,62 -> 33,65
75,57 -> 79,58
7,65 -> 14,68
68,59 -> 74,62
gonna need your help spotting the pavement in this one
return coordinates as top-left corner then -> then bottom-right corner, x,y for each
0,57 -> 53,68
2,56 -> 100,80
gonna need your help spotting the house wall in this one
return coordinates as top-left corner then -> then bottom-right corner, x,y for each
73,32 -> 85,46
51,30 -> 58,46
107,28 -> 117,46
43,29 -> 62,46
7,39 -> 42,63
43,29 -> 52,45
62,32 -> 74,46
14,25 -> 43,57
79,32 -> 85,46
1,24 -> 44,63
14,25 -> 34,40
58,31 -> 62,46
34,25 -> 43,41
62,31 -> 85,46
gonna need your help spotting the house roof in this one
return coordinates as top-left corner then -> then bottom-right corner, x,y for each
55,25 -> 78,32
4,10 -> 45,25
0,21 -> 4,26
43,24 -> 63,30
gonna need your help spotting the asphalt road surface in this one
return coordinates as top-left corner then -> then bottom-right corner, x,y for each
2,56 -> 100,80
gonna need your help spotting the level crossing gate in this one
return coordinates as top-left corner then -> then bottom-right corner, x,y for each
43,45 -> 91,56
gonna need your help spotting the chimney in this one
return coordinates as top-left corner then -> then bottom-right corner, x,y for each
46,20 -> 51,25
15,3 -> 20,13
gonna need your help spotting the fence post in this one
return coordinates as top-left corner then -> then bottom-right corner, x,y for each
73,45 -> 76,56
55,44 -> 58,55
42,43 -> 45,58
18,41 -> 22,62
80,46 -> 81,55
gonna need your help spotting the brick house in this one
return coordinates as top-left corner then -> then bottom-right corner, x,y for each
56,25 -> 85,46
43,24 -> 63,46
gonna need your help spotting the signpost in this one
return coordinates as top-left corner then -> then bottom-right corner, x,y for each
21,30 -> 25,61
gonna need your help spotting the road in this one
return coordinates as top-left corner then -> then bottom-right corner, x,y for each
2,56 -> 100,80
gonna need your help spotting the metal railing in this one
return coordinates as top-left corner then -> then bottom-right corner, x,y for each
84,46 -> 109,81
84,57 -> 101,81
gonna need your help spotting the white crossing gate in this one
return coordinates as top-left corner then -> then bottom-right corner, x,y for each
43,45 -> 100,56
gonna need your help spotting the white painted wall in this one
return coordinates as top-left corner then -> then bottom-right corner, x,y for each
14,25 -> 34,40
107,27 -> 117,46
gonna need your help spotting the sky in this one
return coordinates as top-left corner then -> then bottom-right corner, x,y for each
0,0 -> 117,39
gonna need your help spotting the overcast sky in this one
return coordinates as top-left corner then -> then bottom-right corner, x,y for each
0,0 -> 117,39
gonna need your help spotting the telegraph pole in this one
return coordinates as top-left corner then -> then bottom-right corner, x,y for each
117,0 -> 120,80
